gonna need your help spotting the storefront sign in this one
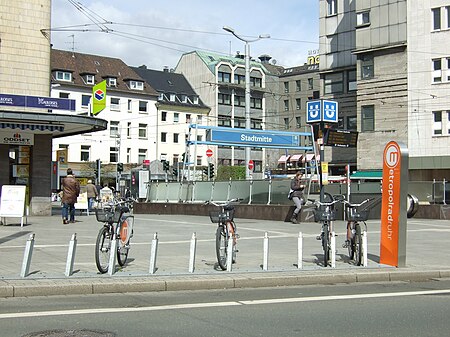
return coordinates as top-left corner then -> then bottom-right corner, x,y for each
0,130 -> 34,145
0,93 -> 75,111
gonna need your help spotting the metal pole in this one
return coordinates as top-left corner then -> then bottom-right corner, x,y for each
245,41 -> 251,180
363,230 -> 368,267
188,232 -> 197,273
226,235 -> 234,272
263,231 -> 269,271
149,233 -> 158,274
20,233 -> 35,278
65,233 -> 77,277
108,233 -> 117,275
297,232 -> 303,269
331,231 -> 336,268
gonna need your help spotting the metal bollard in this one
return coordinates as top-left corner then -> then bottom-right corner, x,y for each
226,235 -> 233,272
149,233 -> 158,274
20,233 -> 35,278
65,233 -> 77,277
108,233 -> 117,276
188,232 -> 197,273
263,231 -> 269,271
297,232 -> 303,269
363,231 -> 368,267
331,231 -> 336,268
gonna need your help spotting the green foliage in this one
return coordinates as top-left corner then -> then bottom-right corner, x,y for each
216,165 -> 245,181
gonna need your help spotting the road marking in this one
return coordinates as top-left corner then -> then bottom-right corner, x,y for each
1,289 -> 450,319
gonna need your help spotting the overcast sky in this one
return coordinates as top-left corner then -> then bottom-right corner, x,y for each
50,0 -> 319,70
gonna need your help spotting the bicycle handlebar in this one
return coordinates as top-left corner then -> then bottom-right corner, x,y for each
342,198 -> 371,208
205,198 -> 242,207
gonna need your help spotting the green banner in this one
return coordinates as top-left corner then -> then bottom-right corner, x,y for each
92,80 -> 106,116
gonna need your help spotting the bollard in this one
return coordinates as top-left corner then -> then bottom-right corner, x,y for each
20,233 -> 35,278
226,235 -> 233,272
363,231 -> 368,267
65,233 -> 77,277
331,231 -> 336,268
263,231 -> 269,271
297,232 -> 303,269
188,232 -> 197,273
108,233 -> 117,276
149,233 -> 158,274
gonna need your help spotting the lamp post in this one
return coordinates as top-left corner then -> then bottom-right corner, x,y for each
223,26 -> 270,179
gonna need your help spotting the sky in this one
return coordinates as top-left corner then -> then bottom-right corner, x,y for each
50,0 -> 319,71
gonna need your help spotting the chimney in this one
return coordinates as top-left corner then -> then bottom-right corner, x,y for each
259,54 -> 272,64
163,66 -> 169,72
235,51 -> 245,60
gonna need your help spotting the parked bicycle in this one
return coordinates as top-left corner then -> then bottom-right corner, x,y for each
310,193 -> 342,267
342,198 -> 371,266
207,198 -> 241,271
94,198 -> 135,273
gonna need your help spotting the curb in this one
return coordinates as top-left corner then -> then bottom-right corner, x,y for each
1,268 -> 449,298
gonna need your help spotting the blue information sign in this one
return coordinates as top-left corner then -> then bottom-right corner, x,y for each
306,99 -> 338,124
0,93 -> 76,111
210,129 -> 299,147
322,100 -> 338,123
306,100 -> 321,123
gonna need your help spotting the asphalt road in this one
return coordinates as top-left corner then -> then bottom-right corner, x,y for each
2,279 -> 450,336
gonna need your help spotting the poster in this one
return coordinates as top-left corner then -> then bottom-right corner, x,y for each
0,185 -> 26,217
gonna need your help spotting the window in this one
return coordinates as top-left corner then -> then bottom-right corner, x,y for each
173,154 -> 179,165
218,115 -> 231,127
308,78 -> 314,90
161,132 -> 167,142
234,74 -> 245,84
433,58 -> 442,83
59,92 -> 69,99
161,111 -> 167,122
196,156 -> 202,166
361,55 -> 374,79
348,70 -> 357,91
170,94 -> 176,102
174,113 -> 179,123
448,111 -> 450,133
139,123 -> 147,139
251,77 -> 262,87
138,149 -> 147,164
81,95 -> 91,107
55,71 -> 72,82
284,82 -> 289,93
432,7 -> 441,30
81,145 -> 90,161
110,97 -> 120,111
139,101 -> 147,113
128,99 -> 132,112
110,147 -> 118,162
180,94 -> 187,103
110,121 -> 119,138
447,6 -> 450,29
126,148 -> 131,163
357,11 -> 370,26
284,100 -> 289,111
296,117 -> 301,128
296,80 -> 301,91
433,111 -> 442,135
347,116 -> 357,130
327,0 -> 337,16
197,115 -> 203,124
129,80 -> 144,90
107,78 -> 117,87
85,74 -> 94,85
186,114 -> 191,123
361,105 -> 375,132
173,133 -> 179,143
284,117 -> 290,129
218,71 -> 231,83
127,122 -> 131,138
192,97 -> 199,104
251,97 -> 262,109
197,135 -> 203,141
324,72 -> 344,94
296,98 -> 301,110
234,95 -> 245,107
218,93 -> 231,105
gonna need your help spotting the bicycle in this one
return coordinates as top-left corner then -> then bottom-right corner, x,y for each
94,198 -> 135,273
207,198 -> 240,271
342,198 -> 371,266
310,193 -> 342,267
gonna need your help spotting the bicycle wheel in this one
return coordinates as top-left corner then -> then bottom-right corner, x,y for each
322,223 -> 330,267
95,226 -> 112,274
347,223 -> 355,260
227,221 -> 237,264
354,224 -> 363,266
117,217 -> 132,267
216,225 -> 228,271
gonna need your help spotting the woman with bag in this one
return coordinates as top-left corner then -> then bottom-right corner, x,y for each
289,171 -> 305,224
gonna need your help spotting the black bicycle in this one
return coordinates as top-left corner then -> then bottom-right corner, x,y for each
207,198 -> 240,271
94,198 -> 135,273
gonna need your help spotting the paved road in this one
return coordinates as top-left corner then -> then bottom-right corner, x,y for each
0,207 -> 450,297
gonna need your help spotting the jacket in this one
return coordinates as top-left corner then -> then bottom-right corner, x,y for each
61,175 -> 80,204
290,177 -> 304,198
86,183 -> 98,198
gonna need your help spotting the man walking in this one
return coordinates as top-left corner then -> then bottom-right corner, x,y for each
61,168 -> 80,224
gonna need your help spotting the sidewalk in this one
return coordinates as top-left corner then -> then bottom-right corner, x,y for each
1,209 -> 449,297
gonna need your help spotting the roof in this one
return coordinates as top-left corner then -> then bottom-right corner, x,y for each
280,64 -> 320,77
50,49 -> 158,96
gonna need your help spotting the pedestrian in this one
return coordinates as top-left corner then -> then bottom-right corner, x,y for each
289,171 -> 305,224
86,179 -> 98,212
61,168 -> 80,224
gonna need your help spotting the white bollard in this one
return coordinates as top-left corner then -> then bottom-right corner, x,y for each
188,232 -> 197,273
263,231 -> 269,271
20,233 -> 35,278
363,231 -> 368,267
65,233 -> 77,277
331,231 -> 336,268
108,233 -> 117,276
149,233 -> 158,274
297,232 -> 303,269
226,235 -> 233,272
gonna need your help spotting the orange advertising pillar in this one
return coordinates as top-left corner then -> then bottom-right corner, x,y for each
380,141 -> 408,267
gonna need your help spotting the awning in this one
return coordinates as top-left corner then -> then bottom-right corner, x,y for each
289,154 -> 303,162
302,153 -> 315,163
278,155 -> 290,163
350,170 -> 383,180
0,122 -> 64,132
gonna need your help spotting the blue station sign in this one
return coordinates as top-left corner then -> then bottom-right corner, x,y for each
0,93 -> 76,111
306,99 -> 338,124
210,129 -> 299,147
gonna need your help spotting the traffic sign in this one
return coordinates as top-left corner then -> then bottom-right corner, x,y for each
248,160 -> 254,171
306,99 -> 338,124
322,100 -> 338,123
206,149 -> 213,157
306,100 -> 321,123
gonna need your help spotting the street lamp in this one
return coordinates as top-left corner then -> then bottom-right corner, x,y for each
223,26 -> 270,179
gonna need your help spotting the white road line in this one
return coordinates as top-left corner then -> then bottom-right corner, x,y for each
1,289 -> 450,320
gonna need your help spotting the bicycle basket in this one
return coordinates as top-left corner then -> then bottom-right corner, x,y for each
95,208 -> 121,223
347,209 -> 369,222
313,209 -> 336,222
209,210 -> 234,223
